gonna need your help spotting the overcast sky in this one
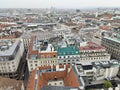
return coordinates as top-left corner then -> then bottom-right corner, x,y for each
0,0 -> 120,8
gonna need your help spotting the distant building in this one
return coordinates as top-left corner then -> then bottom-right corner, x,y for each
0,77 -> 24,90
27,64 -> 84,90
21,33 -> 31,52
80,42 -> 111,62
0,39 -> 24,79
0,29 -> 23,39
102,34 -> 120,60
27,36 -> 58,72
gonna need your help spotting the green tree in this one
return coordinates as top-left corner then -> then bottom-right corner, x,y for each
103,80 -> 113,90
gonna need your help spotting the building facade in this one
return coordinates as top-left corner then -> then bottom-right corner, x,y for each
27,37 -> 58,72
0,39 -> 24,79
58,46 -> 80,64
80,42 -> 111,62
102,34 -> 120,60
93,60 -> 120,81
27,64 -> 83,90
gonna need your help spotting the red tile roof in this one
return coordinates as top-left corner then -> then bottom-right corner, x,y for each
27,36 -> 57,59
80,42 -> 105,50
27,64 -> 80,90
64,22 -> 77,26
99,25 -> 111,30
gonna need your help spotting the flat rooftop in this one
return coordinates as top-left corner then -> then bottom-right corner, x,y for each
0,39 -> 20,56
92,60 -> 120,69
104,34 -> 120,43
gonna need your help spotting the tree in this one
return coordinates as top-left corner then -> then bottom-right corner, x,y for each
103,80 -> 113,90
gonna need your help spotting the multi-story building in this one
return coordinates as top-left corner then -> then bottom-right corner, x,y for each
21,33 -> 31,52
58,46 -> 80,64
102,34 -> 120,60
92,60 -> 120,81
75,62 -> 94,82
80,42 -> 111,62
27,64 -> 84,90
74,60 -> 120,90
27,36 -> 58,72
0,39 -> 24,79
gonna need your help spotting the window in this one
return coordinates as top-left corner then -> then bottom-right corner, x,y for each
53,55 -> 56,58
35,64 -> 37,66
31,68 -> 33,70
14,68 -> 16,71
68,56 -> 70,58
34,61 -> 38,63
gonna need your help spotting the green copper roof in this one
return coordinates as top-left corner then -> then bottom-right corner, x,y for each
104,36 -> 120,43
58,46 -> 80,56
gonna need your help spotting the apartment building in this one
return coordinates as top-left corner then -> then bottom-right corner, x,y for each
75,63 -> 94,82
0,39 -> 24,79
58,46 -> 80,64
93,60 -> 120,81
80,42 -> 111,62
102,34 -> 120,60
27,36 -> 58,72
27,64 -> 84,90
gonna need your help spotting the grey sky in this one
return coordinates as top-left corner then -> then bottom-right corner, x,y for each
0,0 -> 120,8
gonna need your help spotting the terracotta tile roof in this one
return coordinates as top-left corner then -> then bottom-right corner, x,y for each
99,25 -> 111,30
0,24 -> 15,28
64,22 -> 77,26
103,14 -> 113,19
27,64 -> 80,90
0,30 -> 22,39
27,36 -> 57,59
27,36 -> 38,59
0,77 -> 23,90
80,42 -> 105,50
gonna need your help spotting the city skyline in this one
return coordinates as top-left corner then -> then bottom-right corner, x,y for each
0,0 -> 120,8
